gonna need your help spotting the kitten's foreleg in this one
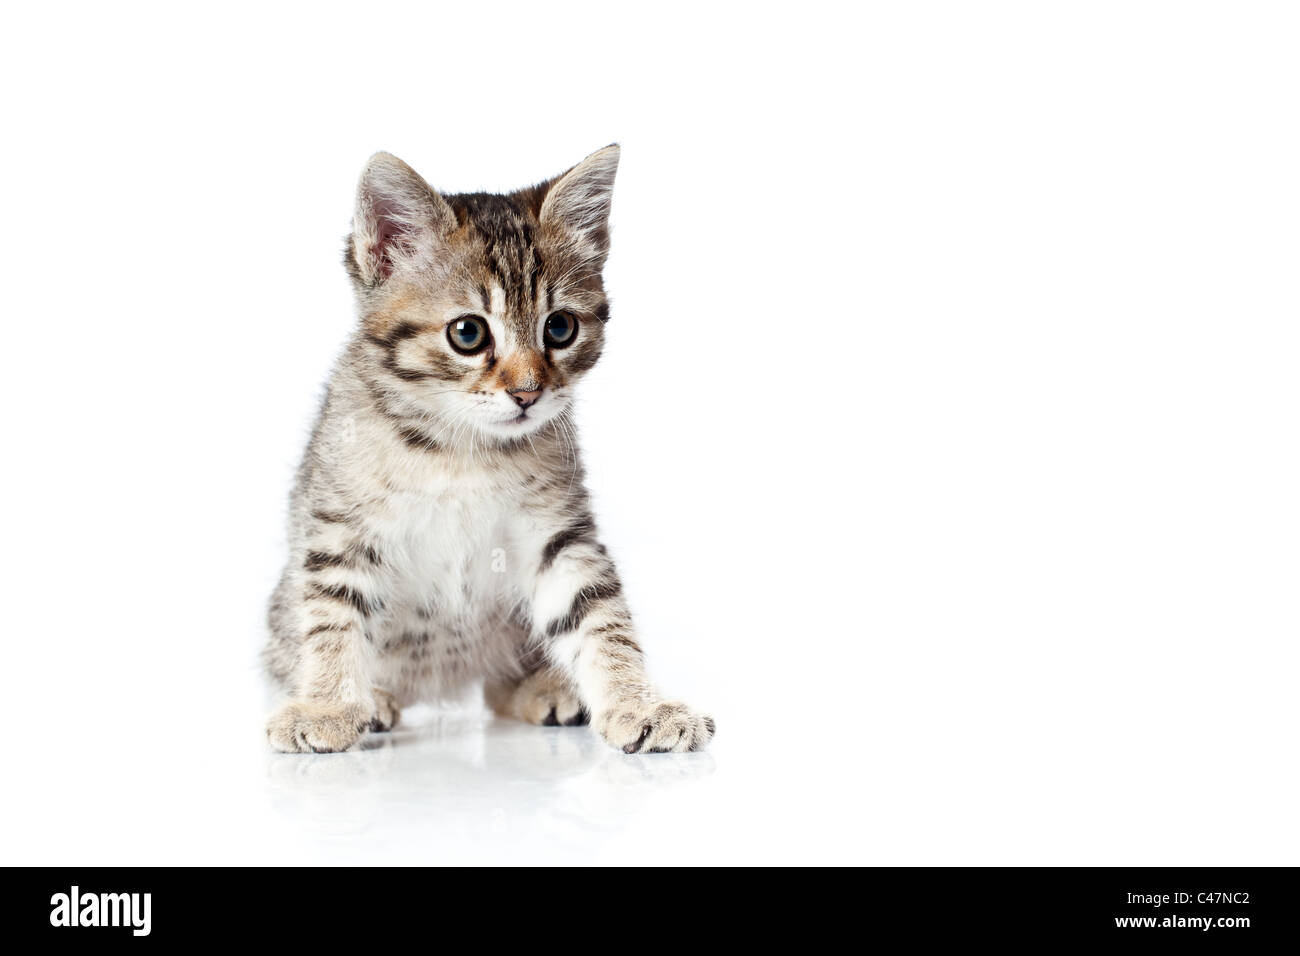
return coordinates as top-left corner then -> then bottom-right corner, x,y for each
266,554 -> 384,753
529,535 -> 714,753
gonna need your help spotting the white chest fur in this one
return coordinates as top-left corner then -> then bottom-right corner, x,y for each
375,480 -> 519,619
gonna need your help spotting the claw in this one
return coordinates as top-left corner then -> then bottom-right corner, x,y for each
623,723 -> 653,754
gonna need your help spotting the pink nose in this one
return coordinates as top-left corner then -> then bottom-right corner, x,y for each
510,389 -> 541,409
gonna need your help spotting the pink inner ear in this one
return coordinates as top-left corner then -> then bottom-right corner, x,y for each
371,198 -> 407,281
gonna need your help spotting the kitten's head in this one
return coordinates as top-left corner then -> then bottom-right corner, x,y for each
345,146 -> 619,443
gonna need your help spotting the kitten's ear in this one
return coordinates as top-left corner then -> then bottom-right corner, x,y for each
350,152 -> 455,287
539,144 -> 620,263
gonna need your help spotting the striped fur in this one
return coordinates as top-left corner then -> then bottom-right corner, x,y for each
264,146 -> 714,755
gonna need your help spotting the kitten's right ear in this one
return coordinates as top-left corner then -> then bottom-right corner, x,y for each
349,152 -> 455,287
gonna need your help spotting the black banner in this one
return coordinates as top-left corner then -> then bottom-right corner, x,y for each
11,867 -> 1296,943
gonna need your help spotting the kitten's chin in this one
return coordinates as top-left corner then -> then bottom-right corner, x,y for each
474,408 -> 561,443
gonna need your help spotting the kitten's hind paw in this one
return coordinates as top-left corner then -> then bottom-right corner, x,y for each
597,700 -> 715,754
367,688 -> 401,732
486,668 -> 589,727
266,701 -> 369,753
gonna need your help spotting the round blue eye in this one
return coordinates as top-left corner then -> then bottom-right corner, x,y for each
544,311 -> 577,348
448,316 -> 489,354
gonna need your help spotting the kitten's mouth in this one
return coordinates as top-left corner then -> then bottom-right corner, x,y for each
486,402 -> 558,433
492,411 -> 536,429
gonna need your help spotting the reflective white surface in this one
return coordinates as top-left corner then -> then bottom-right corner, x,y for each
262,708 -> 724,866
11,702 -> 865,866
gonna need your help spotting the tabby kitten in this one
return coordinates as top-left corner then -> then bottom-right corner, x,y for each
264,145 -> 714,755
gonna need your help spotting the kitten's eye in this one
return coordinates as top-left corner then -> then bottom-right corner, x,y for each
543,310 -> 578,348
447,315 -> 491,354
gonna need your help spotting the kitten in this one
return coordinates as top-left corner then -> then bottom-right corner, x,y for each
264,145 -> 714,755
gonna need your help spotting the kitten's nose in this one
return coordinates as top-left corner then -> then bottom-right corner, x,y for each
509,388 -> 542,409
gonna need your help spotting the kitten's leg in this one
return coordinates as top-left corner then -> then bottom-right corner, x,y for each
266,518 -> 387,753
266,611 -> 376,752
527,518 -> 714,754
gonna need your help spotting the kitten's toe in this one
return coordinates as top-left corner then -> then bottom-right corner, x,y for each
367,689 -> 401,732
541,703 -> 590,726
597,700 -> 715,754
266,701 -> 369,753
528,692 -> 587,727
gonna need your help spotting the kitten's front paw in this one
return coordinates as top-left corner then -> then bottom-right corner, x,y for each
266,701 -> 369,753
596,700 -> 715,754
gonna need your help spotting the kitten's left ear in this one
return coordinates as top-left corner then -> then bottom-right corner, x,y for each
539,144 -> 620,263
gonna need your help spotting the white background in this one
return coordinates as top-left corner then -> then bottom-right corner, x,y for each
1,2 -> 1296,865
